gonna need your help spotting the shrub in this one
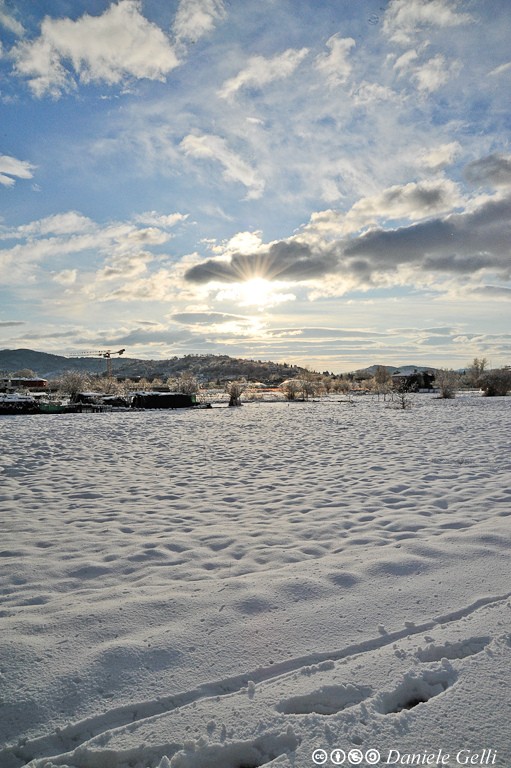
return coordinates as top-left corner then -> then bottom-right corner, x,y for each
393,392 -> 412,410
480,369 -> 511,397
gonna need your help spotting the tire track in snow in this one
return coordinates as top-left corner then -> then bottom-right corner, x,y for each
8,590 -> 511,766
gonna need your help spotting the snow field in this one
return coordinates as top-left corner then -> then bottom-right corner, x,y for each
0,395 -> 510,767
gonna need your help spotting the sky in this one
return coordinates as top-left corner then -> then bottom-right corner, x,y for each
0,0 -> 510,373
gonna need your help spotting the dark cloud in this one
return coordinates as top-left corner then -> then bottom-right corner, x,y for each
344,218 -> 452,266
374,181 -> 454,214
344,194 -> 511,275
469,285 -> 511,298
0,321 -> 25,327
185,240 -> 339,284
421,253 -> 497,273
100,327 -> 196,346
464,153 -> 511,187
417,335 -> 456,347
185,192 -> 511,291
267,327 -> 387,339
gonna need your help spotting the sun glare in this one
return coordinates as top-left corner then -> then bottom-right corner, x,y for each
239,278 -> 276,307
216,278 -> 295,309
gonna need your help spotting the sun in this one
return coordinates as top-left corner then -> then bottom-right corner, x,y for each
238,278 -> 276,307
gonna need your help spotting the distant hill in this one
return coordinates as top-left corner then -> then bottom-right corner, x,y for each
0,349 -> 308,383
353,363 -> 438,379
0,348 -> 444,383
0,349 -> 119,378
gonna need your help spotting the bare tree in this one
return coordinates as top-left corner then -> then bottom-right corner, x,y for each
435,369 -> 460,399
95,377 -> 127,396
372,365 -> 392,400
56,370 -> 93,398
335,376 -> 354,402
388,392 -> 412,411
321,375 -> 333,395
177,371 -> 199,395
299,369 -> 318,401
465,357 -> 488,388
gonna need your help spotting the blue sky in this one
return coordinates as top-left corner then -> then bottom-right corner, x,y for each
0,0 -> 510,372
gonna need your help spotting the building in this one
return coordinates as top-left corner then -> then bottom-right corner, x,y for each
0,377 -> 48,392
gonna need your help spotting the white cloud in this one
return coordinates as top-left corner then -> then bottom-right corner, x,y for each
173,0 -> 226,43
393,48 -> 459,93
96,268 -> 178,302
490,61 -> 511,77
0,211 -> 174,289
383,0 -> 472,45
13,211 -> 96,238
13,34 -> 69,98
0,0 -> 23,36
0,154 -> 35,187
314,35 -> 355,86
211,230 -> 264,256
218,48 -> 309,100
12,0 -> 179,98
95,250 -> 154,281
352,81 -> 397,106
413,54 -> 457,92
319,178 -> 343,204
420,142 -> 461,170
53,269 -> 78,285
134,211 -> 188,228
393,49 -> 419,74
180,133 -> 265,198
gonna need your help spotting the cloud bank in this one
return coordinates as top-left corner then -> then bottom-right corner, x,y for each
185,172 -> 511,297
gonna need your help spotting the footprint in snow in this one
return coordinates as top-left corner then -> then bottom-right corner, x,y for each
168,729 -> 300,768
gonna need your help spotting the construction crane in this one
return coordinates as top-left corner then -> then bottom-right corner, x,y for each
71,349 -> 126,377
101,349 -> 126,377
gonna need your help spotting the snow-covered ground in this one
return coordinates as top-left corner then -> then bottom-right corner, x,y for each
1,395 -> 510,768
